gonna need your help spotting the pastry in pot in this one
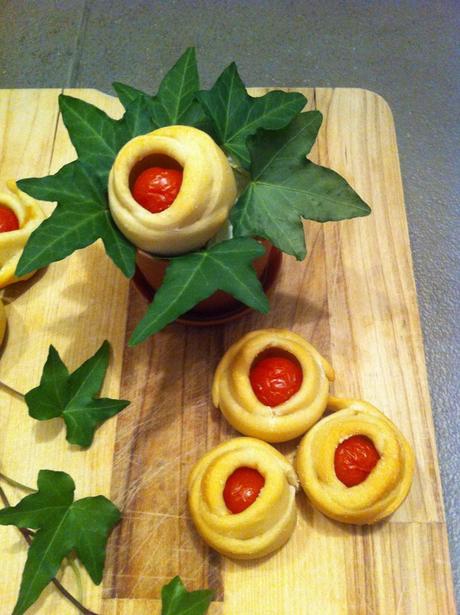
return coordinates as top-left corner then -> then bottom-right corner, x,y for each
188,437 -> 298,560
296,397 -> 415,524
212,329 -> 334,443
0,181 -> 45,288
108,125 -> 237,255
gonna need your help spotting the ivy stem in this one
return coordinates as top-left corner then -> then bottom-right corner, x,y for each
0,379 -> 25,400
67,556 -> 84,606
0,483 -> 99,615
0,472 -> 35,493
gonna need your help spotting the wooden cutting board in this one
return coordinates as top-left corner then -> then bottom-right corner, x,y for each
0,87 -> 455,615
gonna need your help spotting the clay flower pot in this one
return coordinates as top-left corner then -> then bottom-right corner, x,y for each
134,238 -> 282,326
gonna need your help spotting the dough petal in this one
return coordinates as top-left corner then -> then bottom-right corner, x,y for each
296,399 -> 415,524
0,181 -> 45,288
108,125 -> 237,255
188,437 -> 298,559
212,328 -> 334,442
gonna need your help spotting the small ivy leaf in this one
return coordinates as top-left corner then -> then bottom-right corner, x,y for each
0,470 -> 121,615
16,161 -> 136,278
114,47 -> 209,130
231,112 -> 371,259
197,62 -> 307,167
25,341 -> 130,448
161,576 -> 214,615
130,238 -> 269,346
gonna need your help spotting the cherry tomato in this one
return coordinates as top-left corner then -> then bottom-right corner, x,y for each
132,166 -> 183,213
223,466 -> 265,514
249,355 -> 303,406
334,435 -> 380,487
0,205 -> 19,232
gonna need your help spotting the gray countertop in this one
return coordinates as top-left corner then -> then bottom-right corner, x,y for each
1,0 -> 458,605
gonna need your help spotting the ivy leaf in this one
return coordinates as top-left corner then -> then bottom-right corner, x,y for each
197,62 -> 306,167
161,576 -> 213,615
130,238 -> 269,346
25,341 -> 130,447
231,112 -> 371,259
16,160 -> 136,277
16,93 -> 140,278
0,469 -> 121,615
114,47 -> 208,129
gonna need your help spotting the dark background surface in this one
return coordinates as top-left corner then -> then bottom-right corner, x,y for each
1,0 -> 458,604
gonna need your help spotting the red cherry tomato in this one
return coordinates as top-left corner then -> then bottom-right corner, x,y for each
334,435 -> 380,487
223,467 -> 265,514
132,166 -> 183,213
0,205 -> 19,232
250,355 -> 303,407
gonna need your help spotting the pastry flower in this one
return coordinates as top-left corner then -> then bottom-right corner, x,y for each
0,181 -> 44,288
188,437 -> 298,559
212,328 -> 334,442
296,397 -> 415,524
109,125 -> 237,255
15,48 -> 371,342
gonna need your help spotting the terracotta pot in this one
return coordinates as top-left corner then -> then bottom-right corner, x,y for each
133,238 -> 282,325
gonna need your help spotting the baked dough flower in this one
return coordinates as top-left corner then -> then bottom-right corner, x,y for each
188,437 -> 298,559
108,125 -> 237,255
212,329 -> 334,443
0,181 -> 45,288
296,398 -> 415,524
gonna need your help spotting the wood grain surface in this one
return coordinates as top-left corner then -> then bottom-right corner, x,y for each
0,87 -> 455,615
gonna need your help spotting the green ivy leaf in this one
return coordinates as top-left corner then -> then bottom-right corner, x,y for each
197,62 -> 306,167
130,238 -> 269,345
161,576 -> 213,615
231,112 -> 371,259
16,93 -> 140,278
16,160 -> 136,277
114,47 -> 208,129
25,341 -> 129,447
0,470 -> 121,615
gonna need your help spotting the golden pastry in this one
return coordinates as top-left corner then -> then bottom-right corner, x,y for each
212,329 -> 334,443
108,125 -> 237,255
188,437 -> 298,559
0,181 -> 45,288
296,397 -> 415,524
